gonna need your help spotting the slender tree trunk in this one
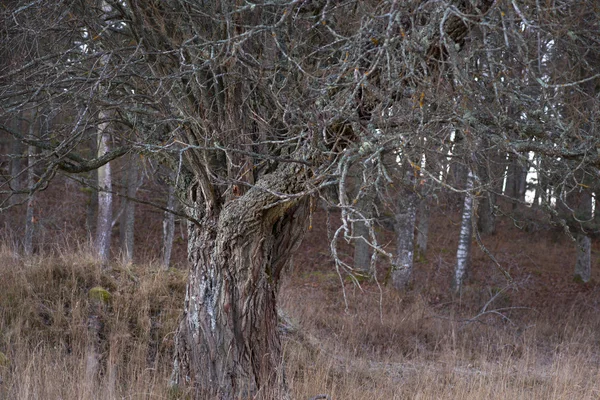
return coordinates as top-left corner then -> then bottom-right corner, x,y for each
86,136 -> 98,239
9,131 -> 24,207
533,156 -> 548,206
416,148 -> 439,257
570,184 -> 593,282
575,234 -> 591,283
353,214 -> 372,274
504,153 -> 516,199
504,154 -> 527,209
392,167 -> 418,290
477,146 -> 503,235
595,191 -> 600,227
162,175 -> 176,269
23,143 -> 35,256
120,155 -> 140,264
446,132 -> 467,208
96,113 -> 112,263
447,159 -> 467,209
171,166 -> 309,399
23,110 -> 38,256
454,170 -> 475,293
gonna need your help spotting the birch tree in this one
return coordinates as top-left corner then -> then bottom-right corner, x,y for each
96,113 -> 113,263
162,171 -> 177,269
454,170 -> 475,293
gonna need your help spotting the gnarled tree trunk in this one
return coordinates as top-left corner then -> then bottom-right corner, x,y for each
171,165 -> 309,399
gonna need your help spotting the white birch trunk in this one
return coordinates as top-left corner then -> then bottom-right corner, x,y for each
96,113 -> 112,263
454,170 -> 475,293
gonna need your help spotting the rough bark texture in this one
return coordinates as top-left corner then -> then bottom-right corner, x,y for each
171,163 -> 310,399
454,171 -> 475,293
392,168 -> 418,290
96,118 -> 112,263
162,178 -> 176,269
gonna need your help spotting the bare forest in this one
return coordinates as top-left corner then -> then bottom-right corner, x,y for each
1,1 -> 600,399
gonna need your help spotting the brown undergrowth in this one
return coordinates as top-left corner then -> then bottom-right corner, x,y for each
1,209 -> 600,399
0,244 -> 186,399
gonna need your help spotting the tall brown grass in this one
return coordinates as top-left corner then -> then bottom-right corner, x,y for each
1,244 -> 600,399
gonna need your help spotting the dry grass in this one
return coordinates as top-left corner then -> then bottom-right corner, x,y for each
0,244 -> 185,399
1,236 -> 600,399
281,280 -> 600,400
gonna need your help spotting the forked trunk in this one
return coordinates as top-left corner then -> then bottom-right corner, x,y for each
171,167 -> 309,399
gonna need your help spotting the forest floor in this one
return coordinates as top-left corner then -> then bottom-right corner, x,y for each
1,204 -> 600,399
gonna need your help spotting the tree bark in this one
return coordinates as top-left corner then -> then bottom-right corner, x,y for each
23,142 -> 35,256
477,145 -> 503,235
22,109 -> 39,256
569,183 -> 593,283
454,170 -> 475,293
9,129 -> 24,207
96,113 -> 112,264
353,214 -> 372,274
120,155 -> 140,264
504,154 -> 528,209
352,175 -> 376,275
162,176 -> 177,269
595,191 -> 600,227
392,167 -> 418,290
171,164 -> 309,399
575,234 -> 591,283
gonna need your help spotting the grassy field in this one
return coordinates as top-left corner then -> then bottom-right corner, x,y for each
1,213 -> 600,399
